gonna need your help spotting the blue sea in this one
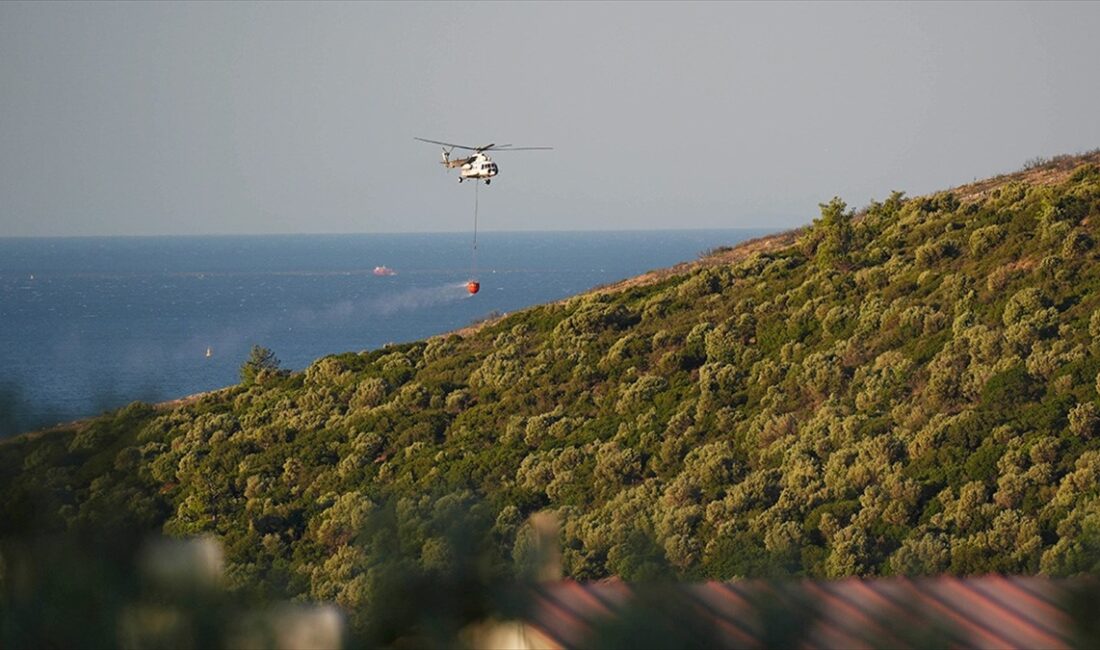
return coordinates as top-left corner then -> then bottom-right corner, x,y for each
0,230 -> 770,436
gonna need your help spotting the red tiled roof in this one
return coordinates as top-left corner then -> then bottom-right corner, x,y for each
522,576 -> 1092,649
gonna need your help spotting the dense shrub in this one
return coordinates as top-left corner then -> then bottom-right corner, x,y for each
969,224 -> 1006,256
6,154 -> 1100,623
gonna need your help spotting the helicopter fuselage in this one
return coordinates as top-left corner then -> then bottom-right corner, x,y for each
443,151 -> 498,184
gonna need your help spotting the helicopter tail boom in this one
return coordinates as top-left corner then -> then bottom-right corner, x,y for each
441,149 -> 474,168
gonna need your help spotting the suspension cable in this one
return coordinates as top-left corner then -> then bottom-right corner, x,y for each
472,180 -> 479,280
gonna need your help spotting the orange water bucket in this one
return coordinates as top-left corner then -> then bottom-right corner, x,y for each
466,281 -> 480,295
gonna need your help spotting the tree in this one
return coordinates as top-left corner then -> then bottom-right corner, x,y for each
240,345 -> 282,385
813,197 -> 855,269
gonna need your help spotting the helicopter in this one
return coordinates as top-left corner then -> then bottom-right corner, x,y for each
414,137 -> 552,184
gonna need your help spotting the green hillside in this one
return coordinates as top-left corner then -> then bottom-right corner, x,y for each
4,152 -> 1100,621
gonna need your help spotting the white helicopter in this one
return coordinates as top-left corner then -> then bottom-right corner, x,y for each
414,137 -> 552,184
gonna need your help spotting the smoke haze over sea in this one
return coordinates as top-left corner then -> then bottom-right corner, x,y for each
0,230 -> 769,435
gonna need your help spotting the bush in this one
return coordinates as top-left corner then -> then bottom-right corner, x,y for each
349,378 -> 389,410
915,239 -> 960,268
981,363 -> 1039,415
969,224 -> 1006,256
1063,231 -> 1094,257
1003,288 -> 1047,327
1069,402 -> 1100,439
617,375 -> 669,415
553,300 -> 638,340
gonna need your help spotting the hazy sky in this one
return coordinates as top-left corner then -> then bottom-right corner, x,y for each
2,1 -> 1099,236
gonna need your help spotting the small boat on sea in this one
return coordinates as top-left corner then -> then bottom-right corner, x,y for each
205,347 -> 213,358
373,266 -> 397,276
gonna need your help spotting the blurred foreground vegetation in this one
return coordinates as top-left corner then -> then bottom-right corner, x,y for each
4,154 -> 1100,641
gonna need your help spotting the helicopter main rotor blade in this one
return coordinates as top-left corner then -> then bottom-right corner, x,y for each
416,137 -> 552,152
414,137 -> 480,151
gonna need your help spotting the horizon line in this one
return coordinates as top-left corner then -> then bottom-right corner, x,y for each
0,225 -> 791,240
